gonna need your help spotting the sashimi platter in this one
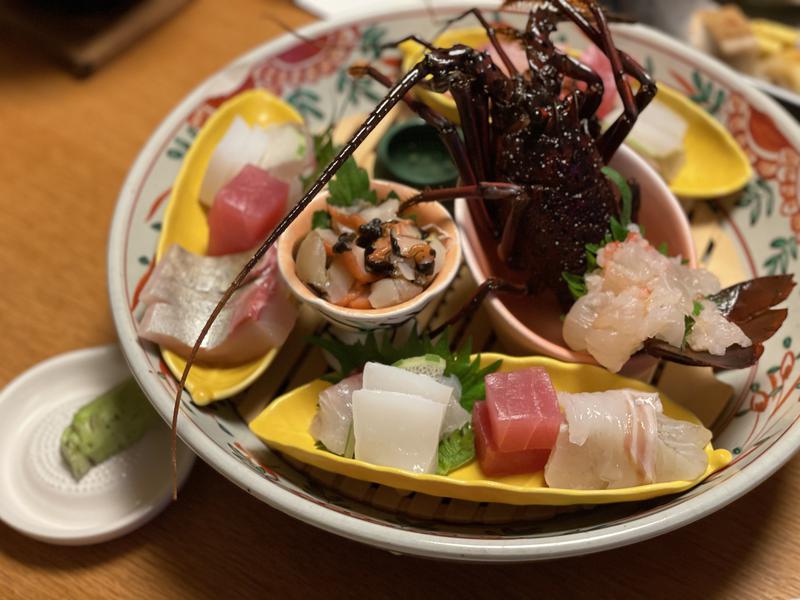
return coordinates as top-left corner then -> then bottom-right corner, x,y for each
109,1 -> 800,560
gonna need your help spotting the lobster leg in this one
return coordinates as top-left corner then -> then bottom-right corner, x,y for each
380,34 -> 435,51
429,278 -> 528,348
348,64 -> 476,184
552,0 -> 656,162
401,181 -> 524,248
400,182 -> 525,212
439,7 -> 520,76
169,60 -> 438,492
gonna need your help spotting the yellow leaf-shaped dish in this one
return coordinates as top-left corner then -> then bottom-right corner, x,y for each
399,27 -> 752,199
157,90 -> 304,405
250,354 -> 731,506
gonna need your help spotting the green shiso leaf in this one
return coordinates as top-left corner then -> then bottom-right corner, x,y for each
301,126 -> 338,191
311,210 -> 332,230
308,326 -> 500,410
561,167 -> 637,300
437,425 -> 475,475
562,270 -> 588,301
327,157 -> 378,207
601,165 -> 633,227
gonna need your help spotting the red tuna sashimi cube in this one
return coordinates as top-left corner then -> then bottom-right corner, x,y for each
207,164 -> 289,256
484,367 -> 561,452
473,401 -> 550,477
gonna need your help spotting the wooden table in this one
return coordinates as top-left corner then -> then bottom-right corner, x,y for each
1,1 -> 799,597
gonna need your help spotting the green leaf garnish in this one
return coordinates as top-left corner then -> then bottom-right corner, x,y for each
562,271 -> 588,301
609,216 -> 628,243
561,168 -> 637,299
683,301 -> 705,347
308,327 -> 500,410
327,157 -> 378,207
311,210 -> 332,230
437,425 -> 475,475
683,315 -> 695,347
602,165 -> 633,227
657,241 -> 669,255
301,126 -> 338,192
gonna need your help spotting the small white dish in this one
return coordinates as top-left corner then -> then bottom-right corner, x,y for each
0,345 -> 195,545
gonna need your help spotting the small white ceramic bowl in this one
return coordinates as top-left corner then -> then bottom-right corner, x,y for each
277,179 -> 461,331
456,144 -> 697,379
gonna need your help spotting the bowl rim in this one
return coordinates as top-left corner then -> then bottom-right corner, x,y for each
455,142 -> 697,369
276,179 -> 461,320
107,2 -> 800,562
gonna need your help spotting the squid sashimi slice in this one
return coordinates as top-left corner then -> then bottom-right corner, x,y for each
309,373 -> 363,456
484,367 -> 562,452
473,401 -> 551,477
207,165 -> 289,256
137,246 -> 297,365
544,389 -> 711,490
351,390 -> 446,474
362,362 -> 453,406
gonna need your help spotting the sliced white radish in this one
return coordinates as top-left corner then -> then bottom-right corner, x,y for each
352,389 -> 446,473
255,124 -> 309,171
199,116 -> 252,207
362,362 -> 453,405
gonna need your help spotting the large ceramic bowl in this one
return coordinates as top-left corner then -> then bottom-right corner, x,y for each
108,2 -> 800,561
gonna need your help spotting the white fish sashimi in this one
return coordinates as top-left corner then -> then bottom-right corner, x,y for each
137,246 -> 297,365
544,389 -> 710,489
562,231 -> 750,372
352,389 -> 446,473
687,299 -> 752,355
309,373 -> 363,456
362,362 -> 453,405
438,374 -> 470,437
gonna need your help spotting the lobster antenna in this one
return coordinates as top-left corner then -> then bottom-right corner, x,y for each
169,62 -> 432,499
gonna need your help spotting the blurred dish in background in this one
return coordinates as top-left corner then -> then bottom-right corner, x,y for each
689,5 -> 800,93
609,0 -> 800,115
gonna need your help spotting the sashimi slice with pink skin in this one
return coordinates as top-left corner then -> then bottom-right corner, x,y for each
484,367 -> 562,452
473,401 -> 551,477
206,164 -> 289,256
137,246 -> 297,365
140,244 -> 273,305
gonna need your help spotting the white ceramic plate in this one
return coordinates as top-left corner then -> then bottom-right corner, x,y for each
109,3 -> 800,561
0,346 -> 194,545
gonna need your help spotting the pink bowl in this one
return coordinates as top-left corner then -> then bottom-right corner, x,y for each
455,145 -> 697,379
